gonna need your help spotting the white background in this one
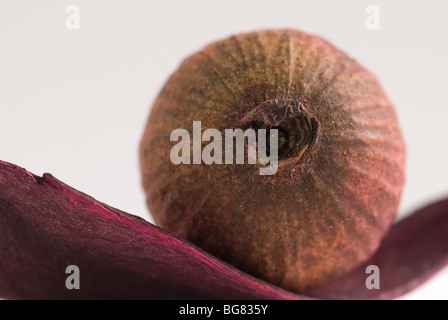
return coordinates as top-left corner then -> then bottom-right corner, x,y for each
1,0 -> 447,299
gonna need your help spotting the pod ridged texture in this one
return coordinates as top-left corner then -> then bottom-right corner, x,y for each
140,30 -> 405,292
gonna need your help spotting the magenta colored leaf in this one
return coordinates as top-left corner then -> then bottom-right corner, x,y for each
0,159 -> 447,299
307,197 -> 448,299
0,160 -> 302,299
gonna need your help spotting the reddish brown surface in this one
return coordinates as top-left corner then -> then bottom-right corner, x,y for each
140,29 -> 405,292
1,160 -> 447,299
308,198 -> 448,299
0,161 -> 299,299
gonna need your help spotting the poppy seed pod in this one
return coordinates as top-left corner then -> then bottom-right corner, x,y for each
139,29 -> 405,292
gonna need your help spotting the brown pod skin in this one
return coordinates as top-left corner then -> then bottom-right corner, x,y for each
139,30 -> 405,292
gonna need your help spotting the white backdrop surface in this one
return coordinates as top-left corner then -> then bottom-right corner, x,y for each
1,0 -> 447,299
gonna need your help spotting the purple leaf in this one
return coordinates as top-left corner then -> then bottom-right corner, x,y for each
307,198 -> 448,299
1,160 -> 447,299
0,160 -> 302,299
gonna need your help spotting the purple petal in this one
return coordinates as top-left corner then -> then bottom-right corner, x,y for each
0,160 -> 304,299
307,197 -> 448,299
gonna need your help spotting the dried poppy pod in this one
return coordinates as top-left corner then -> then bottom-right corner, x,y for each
139,29 -> 405,292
